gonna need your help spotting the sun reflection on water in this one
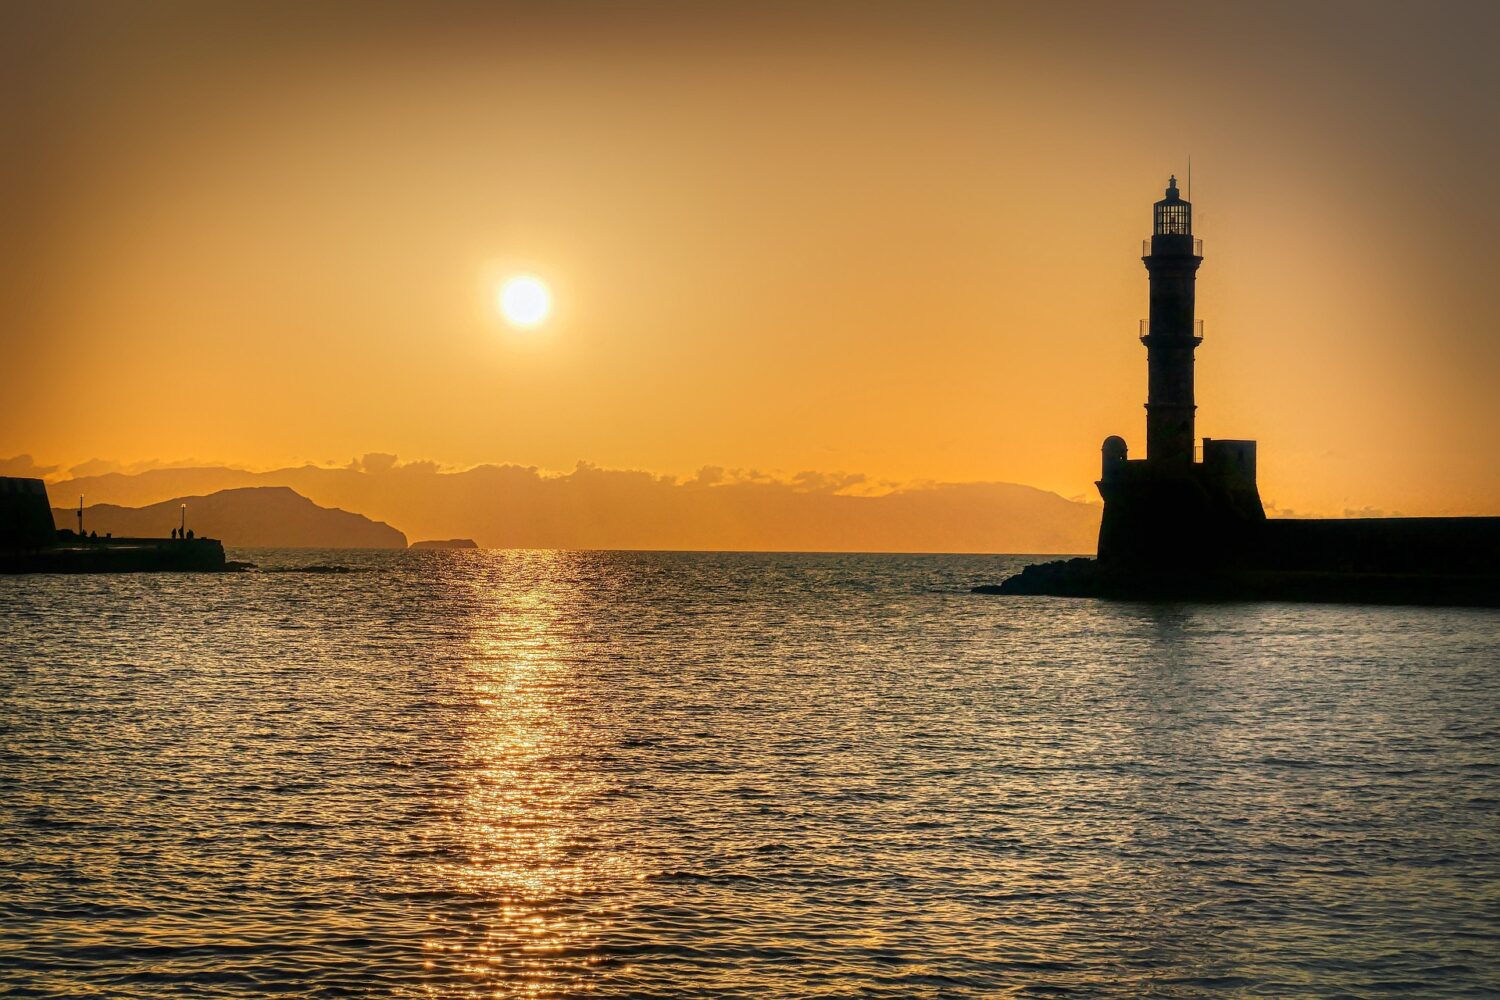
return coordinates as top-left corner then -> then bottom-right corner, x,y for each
420,552 -> 635,997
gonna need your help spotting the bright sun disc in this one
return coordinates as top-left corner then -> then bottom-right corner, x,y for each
498,275 -> 551,328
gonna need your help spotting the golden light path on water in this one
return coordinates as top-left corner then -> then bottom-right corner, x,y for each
426,552 -> 634,995
1,550 -> 1498,998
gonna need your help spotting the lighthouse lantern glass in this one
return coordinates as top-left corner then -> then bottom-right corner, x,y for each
1154,201 -> 1191,235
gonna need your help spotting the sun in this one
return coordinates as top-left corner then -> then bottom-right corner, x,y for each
498,275 -> 552,328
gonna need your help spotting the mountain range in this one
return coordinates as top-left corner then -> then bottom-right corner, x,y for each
45,459 -> 1100,553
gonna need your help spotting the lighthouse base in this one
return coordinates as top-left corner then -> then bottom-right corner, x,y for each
975,436 -> 1500,607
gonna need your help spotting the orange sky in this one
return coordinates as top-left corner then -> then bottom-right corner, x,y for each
4,0 -> 1498,516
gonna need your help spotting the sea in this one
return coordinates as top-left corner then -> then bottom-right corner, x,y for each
2,550 -> 1498,998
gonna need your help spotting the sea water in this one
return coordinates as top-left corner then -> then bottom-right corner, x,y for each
2,550 -> 1497,997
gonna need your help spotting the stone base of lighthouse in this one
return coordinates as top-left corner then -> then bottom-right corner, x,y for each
1096,438 -> 1266,572
982,440 -> 1500,605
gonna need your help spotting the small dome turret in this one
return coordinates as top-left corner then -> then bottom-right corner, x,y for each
1101,435 -> 1129,480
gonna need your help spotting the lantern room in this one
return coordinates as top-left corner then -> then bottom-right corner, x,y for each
1153,175 -> 1191,235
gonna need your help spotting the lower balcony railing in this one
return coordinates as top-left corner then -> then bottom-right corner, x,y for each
1140,319 -> 1205,340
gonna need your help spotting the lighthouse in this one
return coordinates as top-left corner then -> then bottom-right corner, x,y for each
1142,176 -> 1202,465
1096,177 -> 1264,570
985,175 -> 1500,602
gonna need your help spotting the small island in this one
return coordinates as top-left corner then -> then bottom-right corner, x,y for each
410,538 -> 480,550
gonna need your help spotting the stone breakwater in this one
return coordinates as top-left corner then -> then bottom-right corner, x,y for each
975,556 -> 1500,607
0,537 -> 227,574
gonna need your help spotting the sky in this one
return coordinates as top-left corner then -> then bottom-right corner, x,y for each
4,0 -> 1499,517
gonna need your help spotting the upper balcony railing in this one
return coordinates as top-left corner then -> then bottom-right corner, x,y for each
1140,319 -> 1205,342
1142,237 -> 1204,257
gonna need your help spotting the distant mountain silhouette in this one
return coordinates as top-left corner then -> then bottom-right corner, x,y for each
54,486 -> 407,549
47,459 -> 1099,554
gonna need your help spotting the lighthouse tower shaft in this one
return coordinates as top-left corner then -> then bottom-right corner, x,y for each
1141,177 -> 1202,465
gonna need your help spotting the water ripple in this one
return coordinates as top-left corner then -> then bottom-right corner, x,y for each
2,549 -> 1498,997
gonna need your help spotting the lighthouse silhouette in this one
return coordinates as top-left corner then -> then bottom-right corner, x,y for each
985,175 -> 1500,603
1096,177 -> 1265,570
